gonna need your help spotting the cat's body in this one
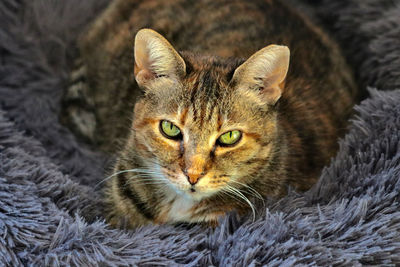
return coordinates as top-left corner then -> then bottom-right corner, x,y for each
64,0 -> 358,228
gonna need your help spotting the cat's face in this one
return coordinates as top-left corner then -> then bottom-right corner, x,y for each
130,29 -> 289,201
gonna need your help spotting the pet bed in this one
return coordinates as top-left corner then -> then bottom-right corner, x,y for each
0,0 -> 399,265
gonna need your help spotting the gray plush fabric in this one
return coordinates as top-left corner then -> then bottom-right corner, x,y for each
0,0 -> 399,265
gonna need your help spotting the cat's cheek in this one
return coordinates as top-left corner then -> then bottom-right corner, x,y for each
132,101 -> 148,129
161,168 -> 182,184
134,125 -> 179,161
158,143 -> 182,165
130,131 -> 152,157
132,131 -> 164,160
214,142 -> 258,166
258,143 -> 273,159
159,165 -> 186,186
195,176 -> 225,194
133,101 -> 145,116
237,139 -> 266,163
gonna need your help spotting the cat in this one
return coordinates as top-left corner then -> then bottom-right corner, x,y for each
64,0 -> 358,228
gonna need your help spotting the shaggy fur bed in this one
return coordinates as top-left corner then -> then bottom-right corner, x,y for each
1,0 -> 399,265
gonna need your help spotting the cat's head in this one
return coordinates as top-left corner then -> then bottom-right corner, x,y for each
131,29 -> 289,201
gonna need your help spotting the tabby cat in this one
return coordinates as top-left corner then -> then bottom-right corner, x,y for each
64,0 -> 358,228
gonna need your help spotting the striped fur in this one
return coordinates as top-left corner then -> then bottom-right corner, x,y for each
65,0 -> 358,228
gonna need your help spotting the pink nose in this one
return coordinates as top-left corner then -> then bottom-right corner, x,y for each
184,154 -> 206,185
186,171 -> 203,185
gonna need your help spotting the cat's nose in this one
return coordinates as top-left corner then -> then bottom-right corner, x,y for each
185,171 -> 204,185
184,154 -> 206,185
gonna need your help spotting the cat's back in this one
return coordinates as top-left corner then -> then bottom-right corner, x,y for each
80,0 -> 355,91
82,0 -> 332,59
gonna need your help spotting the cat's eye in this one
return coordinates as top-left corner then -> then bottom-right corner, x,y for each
217,130 -> 242,146
160,120 -> 182,139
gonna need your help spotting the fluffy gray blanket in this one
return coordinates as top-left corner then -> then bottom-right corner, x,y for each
1,0 -> 399,265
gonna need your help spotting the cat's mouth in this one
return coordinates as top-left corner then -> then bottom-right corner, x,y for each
165,176 -> 218,200
158,166 -> 226,200
172,181 -> 214,197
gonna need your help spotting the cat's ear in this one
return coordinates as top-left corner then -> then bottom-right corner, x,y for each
134,29 -> 186,86
232,45 -> 290,105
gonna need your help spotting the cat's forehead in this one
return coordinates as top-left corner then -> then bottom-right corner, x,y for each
180,54 -> 241,108
143,54 -> 267,131
178,74 -> 250,134
182,58 -> 236,120
180,64 -> 233,128
173,57 -> 263,127
185,70 -> 227,105
182,53 -> 243,83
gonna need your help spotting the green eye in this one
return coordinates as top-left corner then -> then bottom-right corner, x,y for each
160,120 -> 182,139
218,130 -> 242,146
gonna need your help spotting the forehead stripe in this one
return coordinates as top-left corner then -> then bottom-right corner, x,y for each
180,107 -> 189,125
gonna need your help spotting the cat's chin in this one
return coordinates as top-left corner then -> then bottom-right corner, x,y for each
168,183 -> 218,202
186,189 -> 216,202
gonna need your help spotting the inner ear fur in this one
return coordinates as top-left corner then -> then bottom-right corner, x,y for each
232,45 -> 290,105
134,29 -> 186,86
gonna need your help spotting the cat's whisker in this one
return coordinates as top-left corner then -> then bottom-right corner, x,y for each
220,189 -> 247,207
221,188 -> 254,217
131,178 -> 167,182
94,168 -> 164,189
133,181 -> 168,185
224,185 -> 256,222
134,180 -> 167,183
94,169 -> 135,189
126,176 -> 169,186
229,180 -> 265,203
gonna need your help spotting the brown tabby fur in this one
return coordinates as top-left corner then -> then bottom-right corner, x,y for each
66,0 -> 358,228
